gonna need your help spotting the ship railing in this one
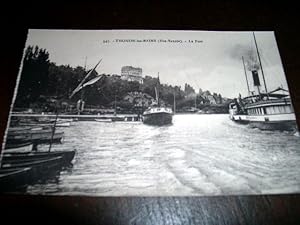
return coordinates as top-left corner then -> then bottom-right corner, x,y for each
245,98 -> 291,108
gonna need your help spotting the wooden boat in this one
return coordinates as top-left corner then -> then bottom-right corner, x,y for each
143,106 -> 173,125
55,122 -> 71,127
37,119 -> 72,127
0,167 -> 31,192
57,118 -> 74,122
143,74 -> 173,126
1,101 -> 76,192
8,126 -> 51,134
1,156 -> 64,185
2,150 -> 76,166
4,141 -> 33,150
0,156 -> 65,192
6,131 -> 64,144
19,121 -> 71,127
3,142 -> 33,153
1,156 -> 63,169
0,148 -> 76,192
95,118 -> 113,122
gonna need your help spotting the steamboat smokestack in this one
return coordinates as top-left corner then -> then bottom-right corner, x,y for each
252,70 -> 260,86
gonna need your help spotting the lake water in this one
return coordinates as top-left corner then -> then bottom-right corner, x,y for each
27,114 -> 300,196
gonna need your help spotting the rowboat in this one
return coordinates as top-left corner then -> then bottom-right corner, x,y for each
0,156 -> 64,192
4,141 -> 33,150
19,121 -> 71,127
95,118 -> 113,122
8,126 -> 51,134
2,156 -> 64,184
1,156 -> 63,170
3,142 -> 33,153
57,118 -> 74,122
0,149 -> 76,192
2,150 -> 76,166
55,122 -> 71,127
6,131 -> 64,144
0,167 -> 31,192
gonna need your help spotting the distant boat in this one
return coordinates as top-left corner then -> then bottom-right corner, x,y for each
55,122 -> 71,127
143,106 -> 173,125
229,33 -> 297,131
19,120 -> 71,127
8,126 -> 50,133
143,73 -> 173,126
95,118 -> 113,122
57,118 -> 74,122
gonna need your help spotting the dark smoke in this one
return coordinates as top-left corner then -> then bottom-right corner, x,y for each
228,44 -> 260,71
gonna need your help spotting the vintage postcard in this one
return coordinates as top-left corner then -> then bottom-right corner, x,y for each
0,29 -> 299,196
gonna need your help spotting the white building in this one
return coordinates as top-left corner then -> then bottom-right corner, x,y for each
121,66 -> 143,84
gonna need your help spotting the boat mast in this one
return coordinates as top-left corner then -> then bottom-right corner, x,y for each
79,57 -> 87,115
69,59 -> 102,114
173,90 -> 176,114
114,94 -> 117,116
242,56 -> 251,96
84,56 -> 87,71
156,72 -> 160,106
253,32 -> 269,99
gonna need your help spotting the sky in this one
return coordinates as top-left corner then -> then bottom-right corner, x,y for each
25,29 -> 289,98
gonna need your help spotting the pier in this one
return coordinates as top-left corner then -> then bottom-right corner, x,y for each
11,113 -> 141,122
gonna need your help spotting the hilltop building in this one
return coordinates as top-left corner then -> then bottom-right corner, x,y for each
121,66 -> 143,84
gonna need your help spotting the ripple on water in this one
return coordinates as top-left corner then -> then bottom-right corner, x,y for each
27,114 -> 300,196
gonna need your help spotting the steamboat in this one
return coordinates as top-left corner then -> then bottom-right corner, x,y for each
143,73 -> 173,126
229,33 -> 297,131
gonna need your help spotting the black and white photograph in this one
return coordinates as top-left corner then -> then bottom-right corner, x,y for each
0,29 -> 299,196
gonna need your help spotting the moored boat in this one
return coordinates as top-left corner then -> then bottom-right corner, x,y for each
3,141 -> 33,153
229,32 -> 297,131
2,149 -> 76,166
95,118 -> 113,122
142,73 -> 173,126
0,156 -> 65,192
55,122 -> 71,127
6,130 -> 64,145
1,156 -> 63,170
143,106 -> 173,126
19,121 -> 71,127
0,167 -> 31,192
229,91 -> 297,131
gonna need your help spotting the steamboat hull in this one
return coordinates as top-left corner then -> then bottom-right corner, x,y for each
230,113 -> 297,131
143,112 -> 172,126
248,120 -> 297,131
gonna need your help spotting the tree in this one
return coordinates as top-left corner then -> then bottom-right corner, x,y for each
15,46 -> 50,107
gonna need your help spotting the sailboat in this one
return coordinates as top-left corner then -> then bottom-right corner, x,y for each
69,59 -> 103,114
143,73 -> 173,126
229,33 -> 297,131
